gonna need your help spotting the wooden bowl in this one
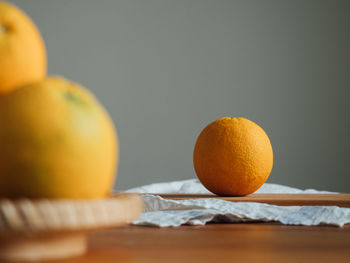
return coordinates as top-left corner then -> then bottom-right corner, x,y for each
0,194 -> 142,261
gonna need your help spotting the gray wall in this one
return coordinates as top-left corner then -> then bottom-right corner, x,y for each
11,0 -> 350,192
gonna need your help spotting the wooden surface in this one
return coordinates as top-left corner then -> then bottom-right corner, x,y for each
11,224 -> 349,263
2,194 -> 350,262
0,194 -> 143,261
158,193 -> 350,207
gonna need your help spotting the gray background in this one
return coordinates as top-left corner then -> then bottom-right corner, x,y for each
11,0 -> 350,192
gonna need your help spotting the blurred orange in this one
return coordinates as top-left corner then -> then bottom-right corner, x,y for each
0,77 -> 118,198
0,1 -> 46,95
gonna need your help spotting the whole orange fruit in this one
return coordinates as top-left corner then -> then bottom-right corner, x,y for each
0,77 -> 118,199
193,117 -> 273,196
0,2 -> 46,95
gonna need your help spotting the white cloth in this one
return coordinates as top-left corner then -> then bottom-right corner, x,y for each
125,179 -> 350,227
125,179 -> 335,194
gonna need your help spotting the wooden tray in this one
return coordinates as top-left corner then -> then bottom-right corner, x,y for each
0,194 -> 142,261
154,193 -> 350,208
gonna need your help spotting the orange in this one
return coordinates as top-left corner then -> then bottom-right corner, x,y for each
193,117 -> 273,196
0,77 -> 118,199
0,1 -> 46,95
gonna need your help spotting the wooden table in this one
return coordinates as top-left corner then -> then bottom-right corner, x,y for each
30,224 -> 350,263
7,194 -> 350,263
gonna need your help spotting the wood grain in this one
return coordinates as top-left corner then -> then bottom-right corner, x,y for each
16,224 -> 350,263
155,193 -> 350,207
2,194 -> 349,262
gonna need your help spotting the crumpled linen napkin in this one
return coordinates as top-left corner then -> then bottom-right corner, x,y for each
125,179 -> 335,194
125,179 -> 350,227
